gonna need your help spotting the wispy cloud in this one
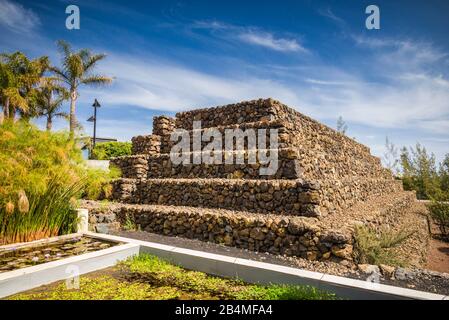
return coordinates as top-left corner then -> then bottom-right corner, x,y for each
81,39 -> 449,137
352,36 -> 448,71
191,20 -> 307,53
79,53 -> 300,112
238,31 -> 306,52
0,0 -> 40,33
318,7 -> 346,27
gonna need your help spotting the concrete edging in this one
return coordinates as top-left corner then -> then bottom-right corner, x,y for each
84,232 -> 448,300
1,231 -> 447,300
0,237 -> 139,298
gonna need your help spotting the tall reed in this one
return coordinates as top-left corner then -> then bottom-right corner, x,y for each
0,121 -> 85,245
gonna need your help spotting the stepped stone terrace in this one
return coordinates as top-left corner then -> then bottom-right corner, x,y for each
82,98 -> 424,263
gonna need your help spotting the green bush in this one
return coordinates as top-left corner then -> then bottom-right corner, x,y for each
400,144 -> 449,201
353,225 -> 413,266
427,200 -> 449,239
82,166 -> 121,200
91,142 -> 131,160
0,121 -> 83,244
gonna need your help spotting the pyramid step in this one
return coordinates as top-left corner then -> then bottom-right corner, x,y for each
161,118 -> 289,153
175,98 -> 277,130
111,148 -> 301,180
110,178 -> 321,217
83,201 -> 352,261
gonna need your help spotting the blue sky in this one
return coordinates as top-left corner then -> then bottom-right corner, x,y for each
1,0 -> 448,162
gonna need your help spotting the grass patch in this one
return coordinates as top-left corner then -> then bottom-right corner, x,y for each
9,254 -> 336,300
9,276 -> 195,300
121,254 -> 336,300
353,225 -> 414,266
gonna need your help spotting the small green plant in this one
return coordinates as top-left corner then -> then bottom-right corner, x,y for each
122,213 -> 138,231
353,225 -> 414,266
427,200 -> 449,240
91,142 -> 132,160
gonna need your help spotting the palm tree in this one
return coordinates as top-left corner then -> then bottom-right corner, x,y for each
0,52 -> 48,121
33,78 -> 69,130
0,55 -> 27,120
50,40 -> 113,134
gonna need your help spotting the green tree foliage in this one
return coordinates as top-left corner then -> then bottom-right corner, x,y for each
0,52 -> 49,120
92,141 -> 132,160
400,143 -> 442,200
383,137 -> 399,174
336,116 -> 347,135
50,40 -> 113,134
439,154 -> 449,194
31,77 -> 69,130
427,201 -> 449,239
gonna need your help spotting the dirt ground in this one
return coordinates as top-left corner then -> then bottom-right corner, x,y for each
423,209 -> 449,273
426,233 -> 449,273
426,239 -> 449,273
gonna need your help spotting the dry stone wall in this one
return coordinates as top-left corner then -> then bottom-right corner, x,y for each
85,191 -> 417,262
111,178 -> 322,217
84,200 -> 352,261
175,99 -> 275,130
112,148 -> 301,180
131,135 -> 160,155
153,116 -> 176,136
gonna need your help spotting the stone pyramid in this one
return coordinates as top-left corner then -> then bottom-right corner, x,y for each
98,98 -> 417,262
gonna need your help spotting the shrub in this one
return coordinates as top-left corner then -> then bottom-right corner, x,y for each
427,200 -> 449,239
81,165 -> 121,200
0,121 -> 83,244
353,225 -> 413,266
91,142 -> 131,160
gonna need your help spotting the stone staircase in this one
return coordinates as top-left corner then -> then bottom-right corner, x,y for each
85,98 -> 418,263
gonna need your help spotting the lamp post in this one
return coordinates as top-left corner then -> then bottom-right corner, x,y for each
87,98 -> 101,158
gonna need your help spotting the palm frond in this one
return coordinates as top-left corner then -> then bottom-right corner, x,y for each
83,53 -> 107,72
48,66 -> 70,85
56,40 -> 72,59
55,112 -> 70,120
80,75 -> 113,86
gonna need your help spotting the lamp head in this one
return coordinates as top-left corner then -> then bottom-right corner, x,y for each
92,99 -> 101,108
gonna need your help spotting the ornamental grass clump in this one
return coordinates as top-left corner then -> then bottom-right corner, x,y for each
353,225 -> 414,266
0,121 -> 85,244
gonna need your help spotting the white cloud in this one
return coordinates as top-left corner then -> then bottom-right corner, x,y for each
238,31 -> 306,52
352,36 -> 448,72
0,0 -> 40,33
79,40 -> 449,138
79,54 -> 300,113
318,7 -> 346,26
191,20 -> 307,53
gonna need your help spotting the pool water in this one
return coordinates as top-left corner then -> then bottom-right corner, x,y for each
0,236 -> 119,273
